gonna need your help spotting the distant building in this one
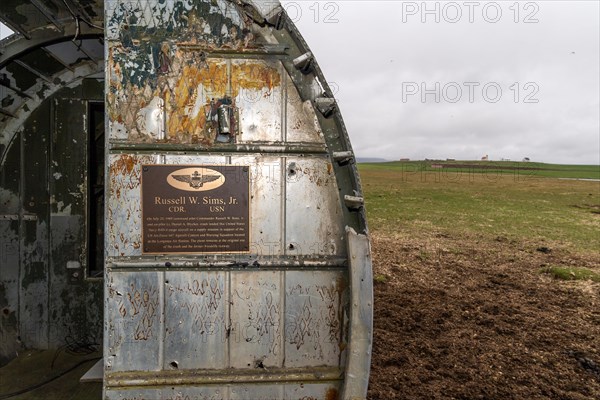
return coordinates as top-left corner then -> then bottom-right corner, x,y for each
446,158 -> 455,161
481,154 -> 489,161
522,157 -> 531,162
400,158 -> 410,161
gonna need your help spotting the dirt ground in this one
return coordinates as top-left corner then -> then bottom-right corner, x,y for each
367,231 -> 600,400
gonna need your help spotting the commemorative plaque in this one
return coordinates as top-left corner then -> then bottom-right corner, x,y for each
141,165 -> 250,254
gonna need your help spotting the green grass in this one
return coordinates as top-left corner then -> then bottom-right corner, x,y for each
541,266 -> 600,282
359,161 -> 600,253
373,274 -> 389,284
362,160 -> 600,180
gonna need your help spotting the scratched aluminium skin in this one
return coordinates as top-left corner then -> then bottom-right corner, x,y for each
104,1 -> 372,399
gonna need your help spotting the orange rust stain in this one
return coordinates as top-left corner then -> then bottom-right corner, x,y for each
336,275 -> 348,293
302,166 -> 330,187
107,48 -> 126,123
164,59 -> 281,141
231,62 -> 281,93
109,49 -> 281,143
111,154 -> 137,176
325,388 -> 339,400
109,155 -> 140,200
165,60 -> 228,139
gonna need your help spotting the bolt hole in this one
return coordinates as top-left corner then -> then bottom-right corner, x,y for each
288,244 -> 295,250
2,308 -> 9,316
288,162 -> 297,176
170,361 -> 178,369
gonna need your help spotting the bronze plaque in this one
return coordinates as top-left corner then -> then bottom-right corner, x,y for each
141,165 -> 250,254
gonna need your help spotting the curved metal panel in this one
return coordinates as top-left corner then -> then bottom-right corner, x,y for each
104,1 -> 372,399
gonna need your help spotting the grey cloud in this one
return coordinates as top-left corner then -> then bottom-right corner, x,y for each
286,0 -> 599,164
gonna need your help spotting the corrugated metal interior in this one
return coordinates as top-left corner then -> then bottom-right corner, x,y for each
0,0 -> 105,367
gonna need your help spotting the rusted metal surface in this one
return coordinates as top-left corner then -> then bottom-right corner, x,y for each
106,271 -> 162,372
285,270 -> 349,368
0,161 -> 20,364
0,0 -> 136,372
285,157 -> 346,257
104,1 -> 371,399
0,59 -> 104,164
341,228 -> 373,399
107,154 -> 158,257
106,382 -> 340,400
105,268 -> 348,370
106,52 -> 287,145
107,153 -> 346,259
0,81 -> 104,365
0,2 -> 371,397
0,5 -> 104,157
163,271 -> 228,369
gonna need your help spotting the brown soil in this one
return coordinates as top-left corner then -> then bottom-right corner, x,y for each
367,231 -> 600,400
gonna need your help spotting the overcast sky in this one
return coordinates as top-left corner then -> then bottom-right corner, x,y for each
2,1 -> 599,164
284,0 -> 600,164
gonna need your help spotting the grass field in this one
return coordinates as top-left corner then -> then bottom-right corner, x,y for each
359,161 -> 600,254
363,160 -> 600,179
361,160 -> 600,399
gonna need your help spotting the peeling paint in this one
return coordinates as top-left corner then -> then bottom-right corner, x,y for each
0,188 -> 19,211
108,48 -> 285,145
54,201 -> 72,216
0,62 -> 103,164
0,77 -> 104,364
103,1 -> 370,399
